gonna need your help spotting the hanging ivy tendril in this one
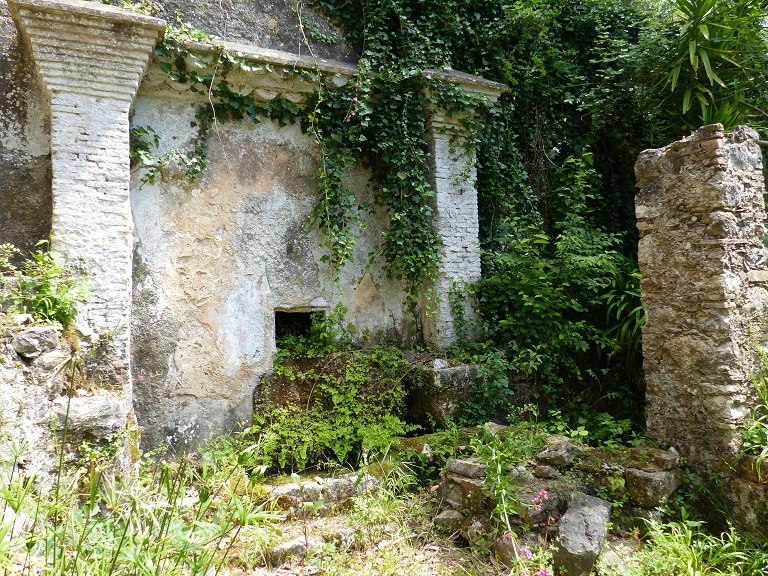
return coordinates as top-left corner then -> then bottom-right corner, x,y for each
134,10 -> 490,310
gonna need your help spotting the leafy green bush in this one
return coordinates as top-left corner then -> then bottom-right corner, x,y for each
478,153 -> 620,383
248,347 -> 414,472
604,512 -> 768,576
649,0 -> 768,132
742,371 -> 768,481
0,242 -> 86,327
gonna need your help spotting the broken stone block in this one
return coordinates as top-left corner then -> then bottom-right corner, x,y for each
440,472 -> 489,514
433,508 -> 465,532
460,513 -> 495,547
625,467 -> 683,508
553,493 -> 612,576
53,396 -> 126,441
34,350 -> 70,371
446,457 -> 486,479
12,326 -> 59,359
538,439 -> 581,467
268,535 -> 324,565
406,364 -> 478,429
737,455 -> 768,484
271,483 -> 302,509
322,527 -> 357,551
534,464 -> 559,479
627,447 -> 679,472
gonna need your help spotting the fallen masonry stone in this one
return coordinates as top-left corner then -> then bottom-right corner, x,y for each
12,326 -> 59,359
625,467 -> 683,508
534,464 -> 559,479
627,447 -> 679,472
271,473 -> 378,512
446,457 -> 486,478
53,396 -> 126,441
440,472 -> 488,513
460,513 -> 495,547
268,535 -> 324,565
553,493 -> 611,576
322,527 -> 357,551
485,422 -> 508,437
433,508 -> 465,532
538,439 -> 581,467
34,351 -> 70,371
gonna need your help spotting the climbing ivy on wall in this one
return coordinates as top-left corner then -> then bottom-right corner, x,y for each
133,14 -> 489,309
132,0 -> 768,426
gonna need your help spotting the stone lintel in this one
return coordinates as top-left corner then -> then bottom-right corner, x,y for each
423,68 -> 507,101
10,0 -> 164,105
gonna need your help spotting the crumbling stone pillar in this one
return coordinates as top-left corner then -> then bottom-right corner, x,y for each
422,72 -> 505,348
635,124 -> 768,472
9,0 -> 164,388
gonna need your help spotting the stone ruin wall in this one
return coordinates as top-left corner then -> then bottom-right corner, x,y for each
0,0 -> 503,454
0,0 -> 51,257
636,124 -> 768,472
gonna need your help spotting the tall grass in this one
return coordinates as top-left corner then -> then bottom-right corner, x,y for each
604,513 -> 768,576
0,372 -> 278,576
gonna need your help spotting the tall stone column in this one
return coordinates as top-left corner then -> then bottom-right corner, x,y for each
635,124 -> 768,472
9,0 -> 164,390
422,71 -> 505,348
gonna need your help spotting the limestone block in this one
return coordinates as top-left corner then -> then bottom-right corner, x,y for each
537,439 -> 582,467
625,467 -> 683,508
440,472 -> 489,514
552,493 -> 612,576
445,457 -> 486,479
460,513 -> 495,547
433,508 -> 465,532
406,364 -> 479,429
53,395 -> 126,441
11,326 -> 59,358
267,535 -> 324,566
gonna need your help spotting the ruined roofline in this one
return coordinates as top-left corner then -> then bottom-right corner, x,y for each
178,42 -> 508,99
8,0 -> 506,97
8,0 -> 165,34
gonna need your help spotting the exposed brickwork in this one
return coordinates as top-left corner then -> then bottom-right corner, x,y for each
422,80 -> 504,348
10,0 -> 163,386
635,124 -> 768,472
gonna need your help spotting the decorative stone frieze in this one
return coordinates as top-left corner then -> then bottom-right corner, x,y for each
635,124 -> 768,472
9,0 -> 164,388
422,70 -> 506,348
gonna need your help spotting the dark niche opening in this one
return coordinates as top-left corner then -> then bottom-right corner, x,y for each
274,310 -> 322,346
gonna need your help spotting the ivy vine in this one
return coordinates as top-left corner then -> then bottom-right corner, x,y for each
130,14 -> 489,312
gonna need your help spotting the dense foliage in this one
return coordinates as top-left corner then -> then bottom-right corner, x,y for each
0,243 -> 86,328
306,0 -> 768,429
140,0 -> 768,431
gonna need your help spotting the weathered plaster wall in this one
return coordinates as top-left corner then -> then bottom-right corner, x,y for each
130,70 -> 411,451
0,0 -> 51,255
635,124 -> 768,473
3,0 -> 499,454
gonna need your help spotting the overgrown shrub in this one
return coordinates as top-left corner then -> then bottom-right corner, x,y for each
0,242 -> 86,328
248,347 -> 414,472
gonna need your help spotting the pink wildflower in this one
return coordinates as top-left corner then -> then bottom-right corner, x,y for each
519,547 -> 533,560
503,532 -> 515,545
535,569 -> 552,576
538,489 -> 549,501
